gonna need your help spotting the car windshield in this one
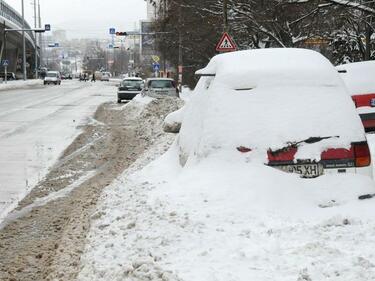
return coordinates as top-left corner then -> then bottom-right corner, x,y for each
149,80 -> 174,89
47,73 -> 57,77
122,80 -> 143,88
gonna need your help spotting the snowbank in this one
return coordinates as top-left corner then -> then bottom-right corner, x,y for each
78,142 -> 375,281
0,79 -> 42,91
77,49 -> 375,281
337,61 -> 375,95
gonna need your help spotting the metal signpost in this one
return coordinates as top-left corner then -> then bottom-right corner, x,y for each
2,60 -> 9,84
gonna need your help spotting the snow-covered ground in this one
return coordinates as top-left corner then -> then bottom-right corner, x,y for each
0,79 -> 42,91
0,80 -> 115,222
78,102 -> 375,281
78,50 -> 375,281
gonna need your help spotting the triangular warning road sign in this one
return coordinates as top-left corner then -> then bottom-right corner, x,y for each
216,32 -> 237,52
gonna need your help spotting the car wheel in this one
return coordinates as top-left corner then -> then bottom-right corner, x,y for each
44,82 -> 47,85
117,99 -> 121,103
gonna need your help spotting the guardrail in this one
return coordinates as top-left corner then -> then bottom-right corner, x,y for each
0,0 -> 35,42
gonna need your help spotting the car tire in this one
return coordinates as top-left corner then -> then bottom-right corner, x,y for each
44,82 -> 47,85
117,99 -> 121,103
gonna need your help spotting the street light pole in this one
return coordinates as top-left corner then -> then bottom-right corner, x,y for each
38,0 -> 43,67
34,0 -> 38,79
21,0 -> 27,80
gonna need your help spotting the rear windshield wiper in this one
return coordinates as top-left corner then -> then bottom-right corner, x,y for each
270,136 -> 339,155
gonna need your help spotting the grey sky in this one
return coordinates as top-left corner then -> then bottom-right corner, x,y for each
4,0 -> 147,38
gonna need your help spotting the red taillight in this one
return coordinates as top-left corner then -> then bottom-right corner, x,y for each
352,93 -> 375,108
321,148 -> 354,160
353,142 -> 371,167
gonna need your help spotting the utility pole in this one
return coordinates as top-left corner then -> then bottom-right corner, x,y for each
223,0 -> 228,32
34,0 -> 38,78
38,0 -> 43,67
21,0 -> 27,80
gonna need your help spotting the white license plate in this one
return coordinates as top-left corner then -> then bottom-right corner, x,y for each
277,164 -> 323,178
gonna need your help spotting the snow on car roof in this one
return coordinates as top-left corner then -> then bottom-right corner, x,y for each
180,49 -> 365,163
196,48 -> 345,90
124,77 -> 143,80
336,61 -> 375,95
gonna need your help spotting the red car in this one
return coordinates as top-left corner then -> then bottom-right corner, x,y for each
337,61 -> 375,132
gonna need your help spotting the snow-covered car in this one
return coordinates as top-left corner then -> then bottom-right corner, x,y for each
177,48 -> 372,178
117,77 -> 144,103
143,78 -> 179,98
44,71 -> 61,85
337,61 -> 375,132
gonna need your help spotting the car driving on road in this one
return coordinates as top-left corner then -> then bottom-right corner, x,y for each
337,61 -> 375,132
143,78 -> 179,98
117,77 -> 144,103
178,48 -> 372,178
44,71 -> 61,85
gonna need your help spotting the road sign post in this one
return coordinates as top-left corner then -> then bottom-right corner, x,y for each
2,60 -> 9,84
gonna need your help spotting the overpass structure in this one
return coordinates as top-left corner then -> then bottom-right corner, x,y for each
0,0 -> 37,78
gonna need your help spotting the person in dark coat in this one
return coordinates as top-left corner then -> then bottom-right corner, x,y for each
91,72 -> 96,82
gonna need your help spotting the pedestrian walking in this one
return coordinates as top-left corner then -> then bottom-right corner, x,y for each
91,72 -> 96,82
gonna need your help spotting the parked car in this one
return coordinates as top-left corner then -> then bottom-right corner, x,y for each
117,77 -> 144,103
44,71 -> 61,85
177,48 -> 372,178
0,72 -> 16,81
337,61 -> 375,132
143,78 -> 179,98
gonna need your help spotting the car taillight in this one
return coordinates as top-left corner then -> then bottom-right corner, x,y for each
353,142 -> 371,167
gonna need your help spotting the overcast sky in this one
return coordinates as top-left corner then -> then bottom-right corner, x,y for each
4,0 -> 147,38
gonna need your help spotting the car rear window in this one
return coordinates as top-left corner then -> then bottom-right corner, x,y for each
149,80 -> 174,89
122,80 -> 143,88
47,73 -> 58,77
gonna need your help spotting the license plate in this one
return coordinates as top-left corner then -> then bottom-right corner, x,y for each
371,98 -> 375,107
277,164 -> 323,178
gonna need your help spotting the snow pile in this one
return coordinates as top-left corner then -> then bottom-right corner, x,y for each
78,141 -> 375,281
77,49 -> 375,281
180,49 -> 364,165
337,61 -> 375,95
0,79 -> 42,91
163,107 -> 185,133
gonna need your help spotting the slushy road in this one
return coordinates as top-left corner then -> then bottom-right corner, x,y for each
0,80 -> 115,221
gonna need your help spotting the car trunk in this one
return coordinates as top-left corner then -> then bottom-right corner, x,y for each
264,140 -> 371,178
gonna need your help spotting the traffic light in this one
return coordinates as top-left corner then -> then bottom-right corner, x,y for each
115,32 -> 127,36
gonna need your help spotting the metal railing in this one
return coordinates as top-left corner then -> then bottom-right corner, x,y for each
0,0 -> 35,42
